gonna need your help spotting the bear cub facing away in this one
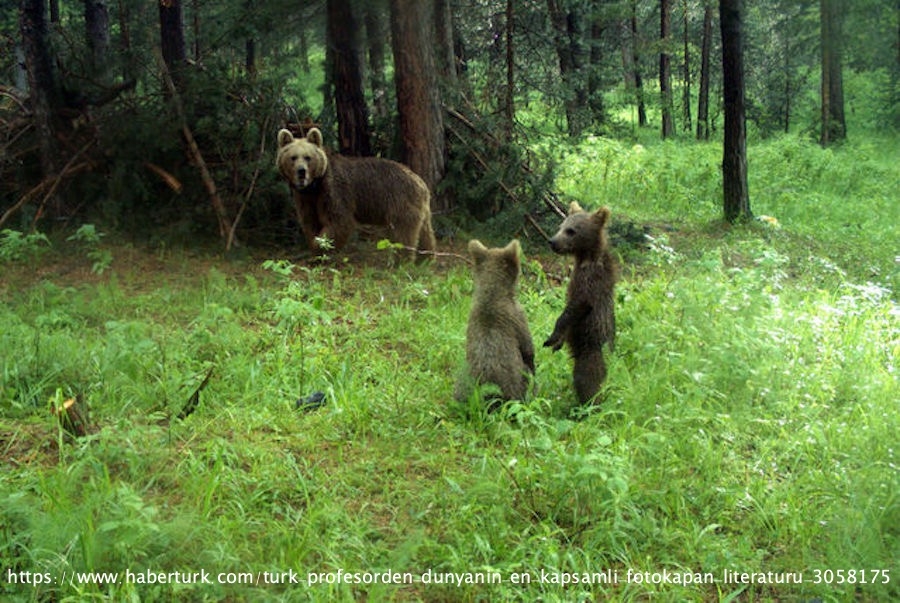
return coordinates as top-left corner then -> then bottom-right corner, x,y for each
544,202 -> 618,406
456,239 -> 535,404
276,128 -> 436,257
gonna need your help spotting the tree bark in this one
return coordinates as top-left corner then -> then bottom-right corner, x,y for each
503,0 -> 515,141
588,4 -> 606,127
720,0 -> 751,222
819,0 -> 846,145
365,4 -> 389,121
660,0 -> 675,138
389,0 -> 446,205
327,0 -> 371,156
547,0 -> 590,137
83,0 -> 111,80
681,0 -> 692,132
159,0 -> 186,91
696,4 -> 712,139
631,6 -> 648,126
20,0 -> 64,214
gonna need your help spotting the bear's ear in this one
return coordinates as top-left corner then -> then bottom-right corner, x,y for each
277,129 -> 295,149
591,206 -> 611,228
503,239 -> 522,271
567,201 -> 584,215
305,128 -> 324,147
502,239 -> 521,260
468,239 -> 488,264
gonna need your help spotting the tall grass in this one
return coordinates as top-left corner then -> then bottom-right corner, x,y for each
1,133 -> 897,601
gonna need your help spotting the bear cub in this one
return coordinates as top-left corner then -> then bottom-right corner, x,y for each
276,127 -> 435,257
544,202 -> 618,406
456,239 -> 535,404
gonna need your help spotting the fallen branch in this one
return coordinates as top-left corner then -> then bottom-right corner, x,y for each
226,115 -> 271,251
0,139 -> 94,228
159,57 -> 231,241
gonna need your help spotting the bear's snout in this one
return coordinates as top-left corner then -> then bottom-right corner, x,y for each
548,238 -> 561,253
296,167 -> 307,181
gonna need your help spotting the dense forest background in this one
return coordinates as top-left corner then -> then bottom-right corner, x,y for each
1,0 -> 898,247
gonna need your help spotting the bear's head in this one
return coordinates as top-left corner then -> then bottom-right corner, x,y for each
468,239 -> 522,299
276,128 -> 328,190
548,202 -> 611,258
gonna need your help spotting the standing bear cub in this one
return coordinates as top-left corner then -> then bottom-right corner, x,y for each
276,128 -> 436,257
456,240 -> 535,404
544,202 -> 618,406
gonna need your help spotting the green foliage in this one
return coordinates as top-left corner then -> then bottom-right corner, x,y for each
67,224 -> 113,274
0,229 -> 50,263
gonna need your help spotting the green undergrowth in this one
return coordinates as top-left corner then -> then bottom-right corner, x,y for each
1,133 -> 897,601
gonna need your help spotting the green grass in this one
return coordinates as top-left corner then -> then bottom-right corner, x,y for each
1,133 -> 898,601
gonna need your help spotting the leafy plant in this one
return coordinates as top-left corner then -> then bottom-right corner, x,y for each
67,224 -> 113,274
0,229 -> 50,262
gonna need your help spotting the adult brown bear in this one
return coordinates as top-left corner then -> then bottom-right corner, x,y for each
276,128 -> 436,257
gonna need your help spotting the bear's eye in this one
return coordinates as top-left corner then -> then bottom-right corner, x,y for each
565,228 -> 576,236
290,155 -> 299,161
303,155 -> 312,162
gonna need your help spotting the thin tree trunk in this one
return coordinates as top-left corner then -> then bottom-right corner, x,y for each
820,0 -> 846,145
631,7 -> 647,126
327,0 -> 371,156
696,4 -> 712,139
504,0 -> 515,141
681,0 -> 692,132
720,0 -> 751,222
245,38 -> 256,79
588,5 -> 605,127
365,5 -> 389,121
660,0 -> 675,138
191,0 -> 200,61
390,0 -> 446,204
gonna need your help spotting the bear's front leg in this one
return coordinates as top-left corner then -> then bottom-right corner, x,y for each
543,303 -> 591,351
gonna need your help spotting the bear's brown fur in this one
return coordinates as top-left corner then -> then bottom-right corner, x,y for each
456,239 -> 535,403
276,128 -> 436,257
544,202 -> 618,406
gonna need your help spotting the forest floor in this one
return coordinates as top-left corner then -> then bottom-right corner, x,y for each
1,133 -> 897,601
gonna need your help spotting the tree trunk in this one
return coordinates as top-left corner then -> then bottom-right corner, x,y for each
389,0 -> 446,205
696,3 -> 712,139
245,38 -> 256,79
365,4 -> 389,121
20,0 -> 64,214
660,0 -> 675,138
547,0 -> 590,137
504,0 -> 515,141
327,0 -> 371,156
820,0 -> 846,146
83,0 -> 110,80
620,8 -> 647,128
588,4 -> 606,127
159,0 -> 186,91
434,0 -> 457,87
631,6 -> 647,126
117,0 -> 134,81
191,0 -> 201,61
681,0 -> 692,132
720,0 -> 751,222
